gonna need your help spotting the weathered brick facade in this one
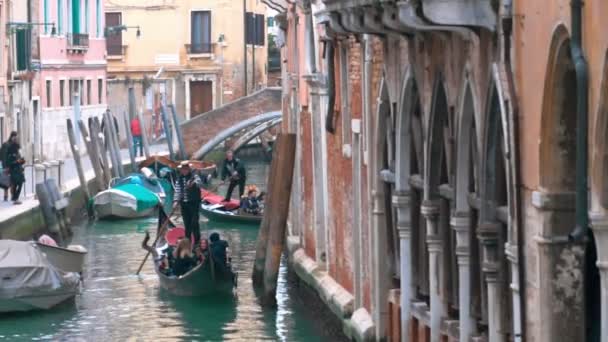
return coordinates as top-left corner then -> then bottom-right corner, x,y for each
270,0 -> 608,341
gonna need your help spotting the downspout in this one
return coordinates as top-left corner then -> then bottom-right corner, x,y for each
568,0 -> 589,242
243,0 -> 248,96
324,40 -> 335,133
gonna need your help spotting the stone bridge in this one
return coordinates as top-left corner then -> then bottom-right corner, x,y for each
181,87 -> 281,157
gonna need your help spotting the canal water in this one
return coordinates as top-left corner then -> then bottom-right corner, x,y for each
0,162 -> 343,341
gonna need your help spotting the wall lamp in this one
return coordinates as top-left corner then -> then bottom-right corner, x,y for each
105,25 -> 141,38
7,22 -> 56,35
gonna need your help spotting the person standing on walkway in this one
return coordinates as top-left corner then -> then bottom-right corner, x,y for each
173,161 -> 203,247
221,150 -> 246,202
0,131 -> 16,201
130,116 -> 143,157
5,133 -> 24,205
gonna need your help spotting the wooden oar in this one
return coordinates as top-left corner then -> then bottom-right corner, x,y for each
135,206 -> 176,275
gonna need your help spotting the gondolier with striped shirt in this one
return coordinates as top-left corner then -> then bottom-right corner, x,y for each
173,161 -> 203,247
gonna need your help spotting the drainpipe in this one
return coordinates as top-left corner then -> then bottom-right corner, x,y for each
243,0 -> 248,96
568,0 -> 589,242
325,40 -> 335,133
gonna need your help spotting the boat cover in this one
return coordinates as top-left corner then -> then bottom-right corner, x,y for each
0,240 -> 79,299
200,190 -> 240,211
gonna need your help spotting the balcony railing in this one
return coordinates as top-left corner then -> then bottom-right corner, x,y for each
67,33 -> 89,48
185,43 -> 214,55
107,44 -> 127,57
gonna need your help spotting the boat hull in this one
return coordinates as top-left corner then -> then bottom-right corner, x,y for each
0,292 -> 76,313
93,188 -> 157,219
155,261 -> 235,296
36,243 -> 87,273
200,204 -> 262,225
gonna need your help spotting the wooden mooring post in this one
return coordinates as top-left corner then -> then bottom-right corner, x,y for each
91,117 -> 112,186
159,105 -> 175,159
252,134 -> 297,304
103,111 -> 122,179
122,111 -> 137,172
66,118 -> 92,217
78,119 -> 105,192
169,104 -> 187,160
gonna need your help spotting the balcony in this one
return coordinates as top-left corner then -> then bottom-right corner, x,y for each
67,33 -> 89,54
107,45 -> 128,60
185,43 -> 215,59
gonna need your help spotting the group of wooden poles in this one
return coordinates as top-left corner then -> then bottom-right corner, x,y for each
251,133 -> 296,305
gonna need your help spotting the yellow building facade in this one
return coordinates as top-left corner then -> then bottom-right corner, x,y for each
105,0 -> 267,131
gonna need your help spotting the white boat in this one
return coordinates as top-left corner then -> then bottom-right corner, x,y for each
93,173 -> 165,220
36,243 -> 87,273
0,240 -> 80,313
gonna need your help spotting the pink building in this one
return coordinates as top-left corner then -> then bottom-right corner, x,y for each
9,0 -> 107,161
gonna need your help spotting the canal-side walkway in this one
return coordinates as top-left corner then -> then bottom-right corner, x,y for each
0,145 -> 167,223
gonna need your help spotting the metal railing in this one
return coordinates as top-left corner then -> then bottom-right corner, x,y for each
68,33 -> 89,48
185,43 -> 214,54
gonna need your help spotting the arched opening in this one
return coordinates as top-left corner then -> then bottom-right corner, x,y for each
481,86 -> 512,339
424,76 -> 458,340
539,28 -> 596,341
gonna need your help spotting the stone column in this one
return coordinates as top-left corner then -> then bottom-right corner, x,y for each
590,213 -> 608,342
477,221 -> 505,342
393,190 -> 412,342
421,200 -> 443,342
506,241 -> 522,342
451,211 -> 475,341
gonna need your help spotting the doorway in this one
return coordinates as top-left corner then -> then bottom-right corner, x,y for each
190,81 -> 212,117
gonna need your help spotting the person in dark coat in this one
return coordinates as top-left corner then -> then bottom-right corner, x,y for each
221,150 -> 246,201
209,232 -> 229,272
5,136 -> 24,205
173,161 -> 203,246
0,131 -> 16,201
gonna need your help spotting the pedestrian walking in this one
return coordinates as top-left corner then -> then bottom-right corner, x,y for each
0,131 -> 16,201
5,133 -> 24,205
130,116 -> 143,157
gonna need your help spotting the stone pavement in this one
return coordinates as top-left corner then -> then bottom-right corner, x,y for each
0,144 -> 168,222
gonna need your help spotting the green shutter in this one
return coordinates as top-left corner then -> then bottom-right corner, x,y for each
72,0 -> 80,34
16,29 -> 30,71
57,0 -> 63,34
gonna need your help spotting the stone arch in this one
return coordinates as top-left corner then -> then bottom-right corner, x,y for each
539,24 -> 577,192
532,24 -> 589,341
455,78 -> 479,212
592,49 -> 608,210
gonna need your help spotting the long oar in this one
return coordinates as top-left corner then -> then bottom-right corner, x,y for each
136,206 -> 176,275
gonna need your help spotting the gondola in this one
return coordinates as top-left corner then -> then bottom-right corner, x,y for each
200,203 -> 262,225
153,227 -> 237,296
199,190 -> 262,225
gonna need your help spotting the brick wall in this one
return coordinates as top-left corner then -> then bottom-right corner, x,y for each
180,87 -> 281,157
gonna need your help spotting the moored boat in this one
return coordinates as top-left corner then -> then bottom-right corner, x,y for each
36,243 -> 87,273
93,173 -> 165,219
0,240 -> 80,313
152,227 -> 236,296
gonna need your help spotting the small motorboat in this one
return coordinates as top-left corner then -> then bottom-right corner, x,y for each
93,173 -> 165,219
199,190 -> 262,225
152,227 -> 236,296
0,240 -> 80,313
36,243 -> 87,273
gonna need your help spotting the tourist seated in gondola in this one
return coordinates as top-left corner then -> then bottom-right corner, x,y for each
241,186 -> 264,215
142,231 -> 172,274
209,232 -> 229,270
195,238 -> 210,264
171,238 -> 198,277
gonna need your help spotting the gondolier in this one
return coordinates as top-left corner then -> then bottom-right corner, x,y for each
221,150 -> 246,202
173,161 -> 203,246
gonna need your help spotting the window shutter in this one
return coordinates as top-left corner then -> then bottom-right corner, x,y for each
246,12 -> 254,45
256,14 -> 265,46
16,29 -> 30,71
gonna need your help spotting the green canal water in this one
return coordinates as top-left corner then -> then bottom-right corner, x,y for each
0,162 -> 343,341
